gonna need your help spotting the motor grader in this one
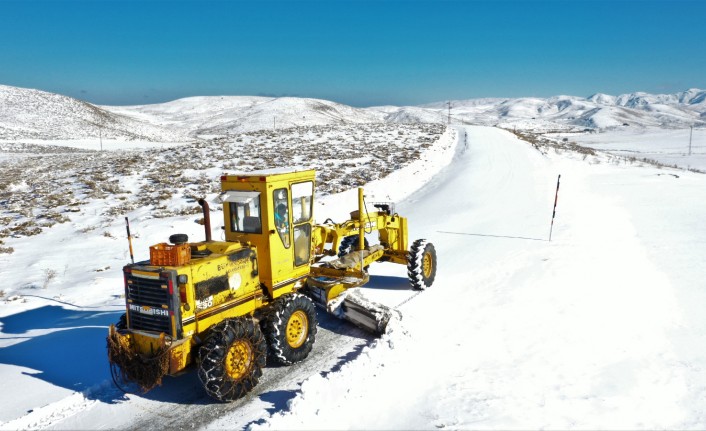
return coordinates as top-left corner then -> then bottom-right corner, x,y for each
108,168 -> 436,402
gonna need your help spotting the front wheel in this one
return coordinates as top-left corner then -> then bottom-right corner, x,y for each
262,293 -> 317,365
198,318 -> 267,402
407,239 -> 437,290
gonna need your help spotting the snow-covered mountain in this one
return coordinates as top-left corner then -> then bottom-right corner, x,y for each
369,105 -> 448,124
591,88 -> 706,108
0,85 -> 191,141
103,95 -> 384,136
1,84 -> 705,142
422,89 -> 706,130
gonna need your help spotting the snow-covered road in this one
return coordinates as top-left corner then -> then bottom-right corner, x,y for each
252,126 -> 706,430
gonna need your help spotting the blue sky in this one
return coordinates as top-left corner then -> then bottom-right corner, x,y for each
1,0 -> 705,106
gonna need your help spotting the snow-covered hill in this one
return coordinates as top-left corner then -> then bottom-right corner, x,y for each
0,85 -> 191,142
103,95 -> 384,136
591,88 -> 706,108
422,89 -> 706,130
1,85 -> 704,141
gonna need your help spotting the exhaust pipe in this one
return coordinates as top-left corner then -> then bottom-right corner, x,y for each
198,198 -> 212,242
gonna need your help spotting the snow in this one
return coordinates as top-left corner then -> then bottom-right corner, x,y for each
569,127 -> 706,171
2,91 -> 706,429
249,127 -> 706,430
0,138 -> 183,151
0,85 -> 192,142
102,95 -> 384,137
3,84 -> 706,143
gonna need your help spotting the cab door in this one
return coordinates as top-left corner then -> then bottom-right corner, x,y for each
269,187 -> 294,283
291,181 -> 314,268
268,181 -> 314,287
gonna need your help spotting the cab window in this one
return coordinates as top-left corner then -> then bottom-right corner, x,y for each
291,181 -> 313,224
294,224 -> 311,266
273,188 -> 290,248
291,181 -> 313,266
221,191 -> 261,234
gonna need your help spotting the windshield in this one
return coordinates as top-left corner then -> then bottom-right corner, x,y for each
226,192 -> 262,234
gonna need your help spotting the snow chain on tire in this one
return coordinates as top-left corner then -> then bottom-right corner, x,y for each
407,239 -> 437,290
198,317 -> 267,402
261,293 -> 317,365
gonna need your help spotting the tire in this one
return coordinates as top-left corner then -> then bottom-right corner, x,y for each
338,235 -> 369,257
261,293 -> 317,365
169,233 -> 189,244
407,239 -> 437,290
198,318 -> 267,402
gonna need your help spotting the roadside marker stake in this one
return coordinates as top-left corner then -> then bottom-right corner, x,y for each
549,174 -> 561,242
125,217 -> 135,264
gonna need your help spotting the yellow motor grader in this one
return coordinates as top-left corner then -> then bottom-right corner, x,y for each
108,168 -> 436,402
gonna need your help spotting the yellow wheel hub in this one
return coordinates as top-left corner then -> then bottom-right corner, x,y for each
225,340 -> 253,380
422,252 -> 433,278
286,310 -> 308,348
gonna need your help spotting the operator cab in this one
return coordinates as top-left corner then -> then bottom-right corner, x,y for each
219,168 -> 316,298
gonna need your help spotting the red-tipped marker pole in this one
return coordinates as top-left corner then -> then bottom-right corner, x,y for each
549,174 -> 561,242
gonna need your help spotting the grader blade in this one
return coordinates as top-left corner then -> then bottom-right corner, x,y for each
339,289 -> 398,335
306,276 -> 398,335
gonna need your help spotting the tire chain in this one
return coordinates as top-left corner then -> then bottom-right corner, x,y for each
198,317 -> 266,402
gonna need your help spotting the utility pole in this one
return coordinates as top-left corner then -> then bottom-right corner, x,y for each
689,125 -> 693,156
447,101 -> 451,125
274,116 -> 276,131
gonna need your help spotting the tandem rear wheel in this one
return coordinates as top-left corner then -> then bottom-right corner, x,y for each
198,318 -> 267,402
261,293 -> 318,365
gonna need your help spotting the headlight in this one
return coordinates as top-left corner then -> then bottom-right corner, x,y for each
178,274 -> 188,284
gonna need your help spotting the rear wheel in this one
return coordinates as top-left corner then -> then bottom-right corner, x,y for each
262,293 -> 317,365
198,318 -> 267,402
408,239 -> 437,290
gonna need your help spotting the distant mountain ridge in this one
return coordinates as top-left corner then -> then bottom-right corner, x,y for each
1,84 -> 704,142
425,88 -> 706,130
589,88 -> 706,108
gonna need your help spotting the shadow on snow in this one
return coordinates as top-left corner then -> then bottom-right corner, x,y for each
0,296 -> 377,409
0,305 -> 126,402
366,274 -> 411,291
